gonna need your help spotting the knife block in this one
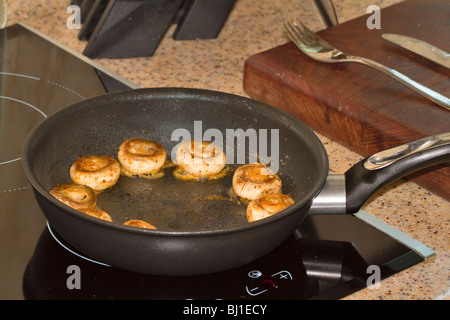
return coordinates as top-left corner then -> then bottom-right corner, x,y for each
70,0 -> 236,58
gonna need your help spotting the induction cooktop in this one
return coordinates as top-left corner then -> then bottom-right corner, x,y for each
0,23 -> 434,300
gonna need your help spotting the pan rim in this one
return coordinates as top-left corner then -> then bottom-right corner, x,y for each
22,87 -> 329,237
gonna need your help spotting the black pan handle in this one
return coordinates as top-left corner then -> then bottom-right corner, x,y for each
344,132 -> 450,213
309,133 -> 450,214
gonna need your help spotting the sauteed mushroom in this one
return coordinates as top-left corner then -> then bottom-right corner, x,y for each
118,138 -> 167,179
174,140 -> 228,180
246,194 -> 295,222
124,219 -> 157,229
70,155 -> 120,192
232,163 -> 282,201
49,183 -> 97,210
78,208 -> 113,222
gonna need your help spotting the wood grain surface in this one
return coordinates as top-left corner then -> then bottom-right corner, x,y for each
243,0 -> 450,200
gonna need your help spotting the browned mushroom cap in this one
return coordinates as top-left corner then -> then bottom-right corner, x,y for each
123,219 -> 157,229
78,208 -> 112,222
246,193 -> 294,222
118,139 -> 167,178
233,163 -> 282,201
50,183 -> 97,210
70,155 -> 120,192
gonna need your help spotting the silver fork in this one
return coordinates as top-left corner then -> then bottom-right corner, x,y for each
284,19 -> 450,111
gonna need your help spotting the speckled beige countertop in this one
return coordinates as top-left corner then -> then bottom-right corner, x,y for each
5,0 -> 448,300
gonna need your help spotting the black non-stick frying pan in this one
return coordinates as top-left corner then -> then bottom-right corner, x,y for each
22,88 -> 450,276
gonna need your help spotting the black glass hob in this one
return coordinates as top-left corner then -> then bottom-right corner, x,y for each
0,24 -> 434,300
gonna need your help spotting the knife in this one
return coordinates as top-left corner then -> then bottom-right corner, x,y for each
382,33 -> 450,69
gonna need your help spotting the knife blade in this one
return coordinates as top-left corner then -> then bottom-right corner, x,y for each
382,33 -> 450,69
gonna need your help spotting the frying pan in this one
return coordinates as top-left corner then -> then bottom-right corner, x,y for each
22,88 -> 450,276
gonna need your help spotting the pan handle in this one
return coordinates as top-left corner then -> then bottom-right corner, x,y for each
309,133 -> 450,214
344,132 -> 450,213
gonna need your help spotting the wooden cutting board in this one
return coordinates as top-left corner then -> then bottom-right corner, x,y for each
243,0 -> 450,200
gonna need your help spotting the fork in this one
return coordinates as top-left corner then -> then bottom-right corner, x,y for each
284,19 -> 450,111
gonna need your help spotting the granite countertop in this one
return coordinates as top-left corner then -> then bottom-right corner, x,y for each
5,0 -> 449,300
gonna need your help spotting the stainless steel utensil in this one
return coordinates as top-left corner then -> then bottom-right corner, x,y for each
382,33 -> 450,69
284,19 -> 450,111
